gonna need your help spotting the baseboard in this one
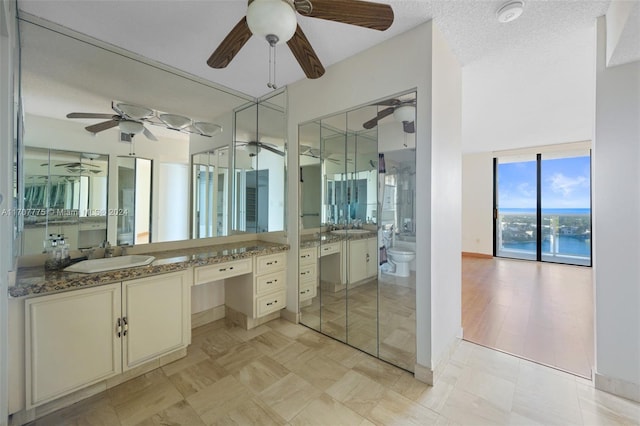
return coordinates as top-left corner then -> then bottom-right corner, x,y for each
414,337 -> 461,386
191,305 -> 226,329
461,252 -> 492,259
594,372 -> 640,402
280,308 -> 298,324
414,363 -> 434,385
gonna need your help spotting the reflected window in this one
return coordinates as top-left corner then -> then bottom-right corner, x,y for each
117,157 -> 152,246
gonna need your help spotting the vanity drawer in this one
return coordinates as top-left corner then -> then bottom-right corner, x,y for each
256,270 -> 286,295
299,263 -> 317,283
299,247 -> 317,265
319,242 -> 340,257
194,258 -> 252,285
299,281 -> 317,302
255,252 -> 287,275
256,290 -> 286,317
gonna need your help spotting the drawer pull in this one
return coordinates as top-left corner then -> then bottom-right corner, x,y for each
266,280 -> 277,284
266,299 -> 278,306
301,271 -> 307,276
219,266 -> 234,272
266,260 -> 278,266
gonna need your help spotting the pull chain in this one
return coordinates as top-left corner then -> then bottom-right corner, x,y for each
266,34 -> 279,90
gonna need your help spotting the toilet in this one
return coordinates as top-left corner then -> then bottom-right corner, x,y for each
387,247 -> 416,277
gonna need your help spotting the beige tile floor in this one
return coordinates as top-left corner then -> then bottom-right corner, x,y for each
28,318 -> 640,426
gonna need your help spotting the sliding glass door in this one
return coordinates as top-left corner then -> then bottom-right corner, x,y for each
495,150 -> 591,266
495,155 -> 538,261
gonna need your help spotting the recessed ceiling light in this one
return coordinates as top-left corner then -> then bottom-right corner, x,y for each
497,1 -> 524,23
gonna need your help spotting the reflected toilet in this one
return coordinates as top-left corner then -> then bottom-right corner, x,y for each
386,247 -> 415,277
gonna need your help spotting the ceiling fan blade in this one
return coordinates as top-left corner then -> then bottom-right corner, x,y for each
298,0 -> 394,31
67,112 -> 116,119
259,143 -> 285,157
362,107 -> 394,129
85,119 -> 119,134
287,25 -> 325,79
143,126 -> 158,141
375,98 -> 401,107
403,121 -> 415,134
207,16 -> 253,68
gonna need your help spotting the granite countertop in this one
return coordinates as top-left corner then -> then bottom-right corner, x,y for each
299,230 -> 377,249
10,241 -> 289,299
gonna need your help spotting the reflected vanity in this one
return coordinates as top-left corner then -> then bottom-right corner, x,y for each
22,147 -> 109,254
298,91 -> 417,372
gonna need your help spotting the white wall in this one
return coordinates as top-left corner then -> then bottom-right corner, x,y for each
0,1 -> 17,423
593,16 -> 640,402
430,24 -> 462,369
461,153 -> 494,255
288,21 -> 462,374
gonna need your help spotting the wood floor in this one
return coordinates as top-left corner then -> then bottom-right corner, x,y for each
462,255 -> 594,378
28,318 -> 639,426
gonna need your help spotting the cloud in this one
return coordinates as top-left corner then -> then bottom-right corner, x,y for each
517,182 -> 534,197
548,173 -> 588,197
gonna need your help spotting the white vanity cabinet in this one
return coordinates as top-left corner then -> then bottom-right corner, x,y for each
224,252 -> 287,329
25,283 -> 122,408
299,247 -> 318,302
24,269 -> 191,409
348,237 -> 378,284
122,271 -> 191,370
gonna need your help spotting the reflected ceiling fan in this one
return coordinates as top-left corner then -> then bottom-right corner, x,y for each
66,103 -> 158,141
237,141 -> 285,157
207,0 -> 394,82
363,99 -> 416,134
300,145 -> 352,164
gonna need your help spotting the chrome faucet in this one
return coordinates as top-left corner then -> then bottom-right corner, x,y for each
102,241 -> 114,258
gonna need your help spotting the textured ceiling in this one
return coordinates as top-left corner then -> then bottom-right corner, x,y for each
18,0 -> 611,98
19,0 -> 634,153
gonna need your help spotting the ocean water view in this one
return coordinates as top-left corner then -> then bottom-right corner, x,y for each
498,207 -> 592,259
501,208 -> 591,215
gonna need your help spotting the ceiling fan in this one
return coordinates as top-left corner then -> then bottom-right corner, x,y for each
300,145 -> 352,164
67,103 -> 158,141
362,98 -> 416,134
207,0 -> 394,81
237,141 -> 285,157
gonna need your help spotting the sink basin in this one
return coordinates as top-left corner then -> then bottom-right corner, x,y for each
65,255 -> 156,274
330,229 -> 372,235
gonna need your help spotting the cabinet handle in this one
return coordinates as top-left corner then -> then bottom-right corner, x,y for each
366,253 -> 370,262
266,299 -> 278,306
115,318 -> 122,338
122,317 -> 128,337
301,272 -> 307,276
266,280 -> 276,284
266,261 -> 277,265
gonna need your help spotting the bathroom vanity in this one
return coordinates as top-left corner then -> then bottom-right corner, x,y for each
8,240 -> 289,421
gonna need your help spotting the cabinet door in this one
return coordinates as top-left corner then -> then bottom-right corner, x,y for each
25,283 -> 122,408
122,270 -> 190,370
348,239 -> 369,283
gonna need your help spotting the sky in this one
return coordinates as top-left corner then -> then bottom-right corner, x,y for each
498,156 -> 591,209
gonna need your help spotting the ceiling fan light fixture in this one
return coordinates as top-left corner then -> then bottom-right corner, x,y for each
159,113 -> 191,129
246,0 -> 297,45
393,105 -> 415,123
119,120 -> 144,135
497,1 -> 524,23
194,122 -> 223,137
116,103 -> 153,120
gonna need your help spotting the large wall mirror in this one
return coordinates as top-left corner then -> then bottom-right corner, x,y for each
298,91 -> 417,372
18,18 -> 258,255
